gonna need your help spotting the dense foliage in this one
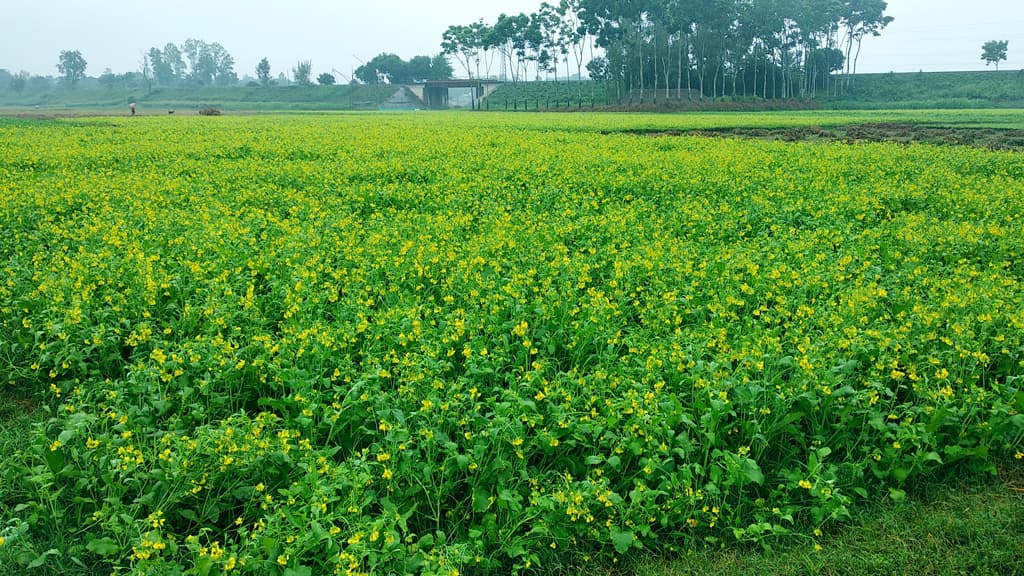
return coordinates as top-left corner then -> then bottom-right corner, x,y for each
0,113 -> 1021,574
147,40 -> 238,87
442,0 -> 892,99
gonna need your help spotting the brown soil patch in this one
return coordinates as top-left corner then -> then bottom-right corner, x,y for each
625,123 -> 1024,151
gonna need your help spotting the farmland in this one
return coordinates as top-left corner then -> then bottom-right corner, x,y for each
1,111 -> 1022,574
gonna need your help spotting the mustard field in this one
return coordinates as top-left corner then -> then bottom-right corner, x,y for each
1,112 -> 1022,574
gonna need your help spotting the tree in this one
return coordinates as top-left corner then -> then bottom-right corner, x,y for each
148,48 -> 174,85
442,24 -> 477,78
841,0 -> 894,88
256,58 -> 272,86
431,54 -> 454,80
210,44 -> 238,86
587,56 -> 610,80
164,43 -> 186,81
57,49 -> 87,86
436,0 -> 892,100
355,53 -> 407,84
317,72 -> 336,85
981,40 -> 1008,70
293,60 -> 313,85
407,56 -> 434,82
180,39 -> 235,85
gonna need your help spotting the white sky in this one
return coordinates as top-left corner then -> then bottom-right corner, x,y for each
1,0 -> 1021,78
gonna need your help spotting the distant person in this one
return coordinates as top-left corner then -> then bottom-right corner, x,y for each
130,102 -> 136,116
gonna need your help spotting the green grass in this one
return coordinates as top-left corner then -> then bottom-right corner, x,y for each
831,70 -> 1024,109
0,84 -> 400,113
3,69 -> 1024,113
0,388 -> 38,567
490,70 -> 1024,111
627,469 -> 1024,576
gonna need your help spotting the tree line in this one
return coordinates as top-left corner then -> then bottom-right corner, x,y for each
1,41 -> 458,94
440,0 -> 894,100
145,40 -> 237,87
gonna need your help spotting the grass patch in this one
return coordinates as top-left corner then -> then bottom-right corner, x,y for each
623,467 -> 1024,576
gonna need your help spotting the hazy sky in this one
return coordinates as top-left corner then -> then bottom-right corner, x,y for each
1,0 -> 1021,78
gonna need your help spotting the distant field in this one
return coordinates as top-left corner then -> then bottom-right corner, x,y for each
1,111 -> 1022,574
0,84 -> 399,113
2,69 -> 1023,113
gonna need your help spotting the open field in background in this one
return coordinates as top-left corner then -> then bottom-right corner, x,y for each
2,69 -> 1023,114
0,111 -> 1022,574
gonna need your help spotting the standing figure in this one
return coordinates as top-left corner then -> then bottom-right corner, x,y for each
130,102 -> 136,116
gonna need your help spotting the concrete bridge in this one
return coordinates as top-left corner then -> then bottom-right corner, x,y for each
407,80 -> 502,109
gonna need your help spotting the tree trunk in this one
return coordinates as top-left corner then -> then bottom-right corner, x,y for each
634,18 -> 643,99
852,36 -> 864,85
752,46 -> 758,98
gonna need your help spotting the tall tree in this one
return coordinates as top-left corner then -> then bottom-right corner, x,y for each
148,47 -> 174,85
841,0 -> 893,87
442,24 -> 478,78
559,0 -> 592,83
164,43 -> 187,81
179,39 -> 235,85
293,60 -> 313,85
256,58 -> 272,86
57,50 -> 87,86
441,0 -> 891,100
491,13 -> 532,84
981,40 -> 1009,70
210,44 -> 237,86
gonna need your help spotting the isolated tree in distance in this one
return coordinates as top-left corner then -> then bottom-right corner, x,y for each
256,58 -> 272,86
293,60 -> 313,85
317,72 -> 336,85
57,50 -> 87,86
981,40 -> 1008,70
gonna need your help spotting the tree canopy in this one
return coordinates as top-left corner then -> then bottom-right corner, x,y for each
440,0 -> 893,99
981,40 -> 1009,70
256,58 -> 272,87
293,60 -> 313,86
57,50 -> 87,86
355,53 -> 453,84
146,40 -> 236,86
